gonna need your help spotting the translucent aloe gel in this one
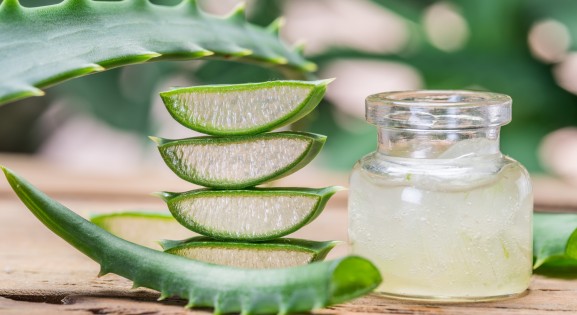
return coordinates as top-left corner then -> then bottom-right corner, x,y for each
349,90 -> 533,301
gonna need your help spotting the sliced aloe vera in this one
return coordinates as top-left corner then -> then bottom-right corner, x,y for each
91,212 -> 196,250
161,236 -> 338,269
2,167 -> 382,314
152,131 -> 326,189
158,186 -> 342,241
159,80 -> 333,136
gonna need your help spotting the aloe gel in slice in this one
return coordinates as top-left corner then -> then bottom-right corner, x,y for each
151,131 -> 326,189
160,80 -> 333,136
157,186 -> 342,241
161,237 -> 338,269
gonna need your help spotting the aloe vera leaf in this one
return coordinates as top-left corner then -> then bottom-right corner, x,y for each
159,79 -> 333,136
533,212 -> 577,269
157,186 -> 342,241
151,131 -> 326,189
0,0 -> 316,106
161,236 -> 339,268
91,211 -> 196,250
1,167 -> 380,314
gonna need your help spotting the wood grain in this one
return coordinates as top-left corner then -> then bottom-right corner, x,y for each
1,154 -> 577,314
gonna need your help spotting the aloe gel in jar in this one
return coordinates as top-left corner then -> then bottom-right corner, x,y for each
348,90 -> 533,301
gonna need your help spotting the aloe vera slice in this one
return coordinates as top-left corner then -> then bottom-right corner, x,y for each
2,167 -> 381,314
159,80 -> 332,136
152,131 -> 326,189
158,186 -> 342,241
91,212 -> 196,250
161,236 -> 338,269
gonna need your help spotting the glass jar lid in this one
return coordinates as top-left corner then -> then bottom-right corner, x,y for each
366,90 -> 512,130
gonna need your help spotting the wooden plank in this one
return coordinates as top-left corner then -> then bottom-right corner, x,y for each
2,156 -> 577,314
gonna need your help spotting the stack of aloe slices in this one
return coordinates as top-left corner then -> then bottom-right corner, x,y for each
142,79 -> 343,269
1,78 -> 381,314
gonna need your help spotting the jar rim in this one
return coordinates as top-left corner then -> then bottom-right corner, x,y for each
366,90 -> 512,130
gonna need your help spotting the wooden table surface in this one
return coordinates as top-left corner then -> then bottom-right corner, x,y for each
1,154 -> 577,314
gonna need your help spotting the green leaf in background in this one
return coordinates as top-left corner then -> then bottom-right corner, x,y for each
91,211 -> 195,250
533,212 -> 577,270
0,0 -> 314,106
310,0 -> 577,172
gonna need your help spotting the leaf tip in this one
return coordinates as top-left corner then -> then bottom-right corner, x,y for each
267,17 -> 285,36
293,40 -> 307,55
268,56 -> 289,65
196,50 -> 215,58
148,136 -> 165,145
226,2 -> 246,23
157,292 -> 170,301
318,78 -> 336,86
302,62 -> 318,72
235,49 -> 253,57
97,267 -> 110,278
151,191 -> 177,202
185,299 -> 195,309
0,165 -> 8,177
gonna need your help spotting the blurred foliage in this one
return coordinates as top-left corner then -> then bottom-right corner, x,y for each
1,0 -> 576,173
311,0 -> 577,172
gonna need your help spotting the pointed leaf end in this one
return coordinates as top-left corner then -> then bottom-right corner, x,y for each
302,62 -> 318,72
235,49 -> 253,57
293,40 -> 306,55
320,78 -> 336,86
151,191 -> 177,202
268,56 -> 289,65
148,136 -> 165,146
0,166 -> 9,178
196,50 -> 215,58
267,16 -> 285,35
157,292 -> 170,301
226,2 -> 246,22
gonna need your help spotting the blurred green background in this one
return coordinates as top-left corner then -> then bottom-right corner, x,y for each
1,0 -> 577,174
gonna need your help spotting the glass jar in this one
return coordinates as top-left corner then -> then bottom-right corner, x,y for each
349,90 -> 533,302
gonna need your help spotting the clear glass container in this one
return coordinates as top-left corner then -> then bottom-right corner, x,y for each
349,90 -> 533,302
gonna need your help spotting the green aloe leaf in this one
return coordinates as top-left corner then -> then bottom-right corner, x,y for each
91,211 -> 195,250
2,166 -> 381,314
160,79 -> 332,136
533,212 -> 577,269
161,236 -> 338,269
151,131 -> 327,189
0,0 -> 315,106
157,186 -> 342,241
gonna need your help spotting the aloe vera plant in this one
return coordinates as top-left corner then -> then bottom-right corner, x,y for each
158,186 -> 342,241
152,132 -> 326,189
160,79 -> 332,136
2,167 -> 381,314
0,0 -> 316,106
161,237 -> 338,269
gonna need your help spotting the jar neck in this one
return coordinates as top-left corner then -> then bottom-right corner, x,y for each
377,127 -> 501,159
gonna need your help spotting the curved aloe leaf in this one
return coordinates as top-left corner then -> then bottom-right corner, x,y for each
161,236 -> 338,269
160,79 -> 332,136
0,0 -> 316,106
157,186 -> 342,241
1,167 -> 380,314
151,131 -> 326,189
